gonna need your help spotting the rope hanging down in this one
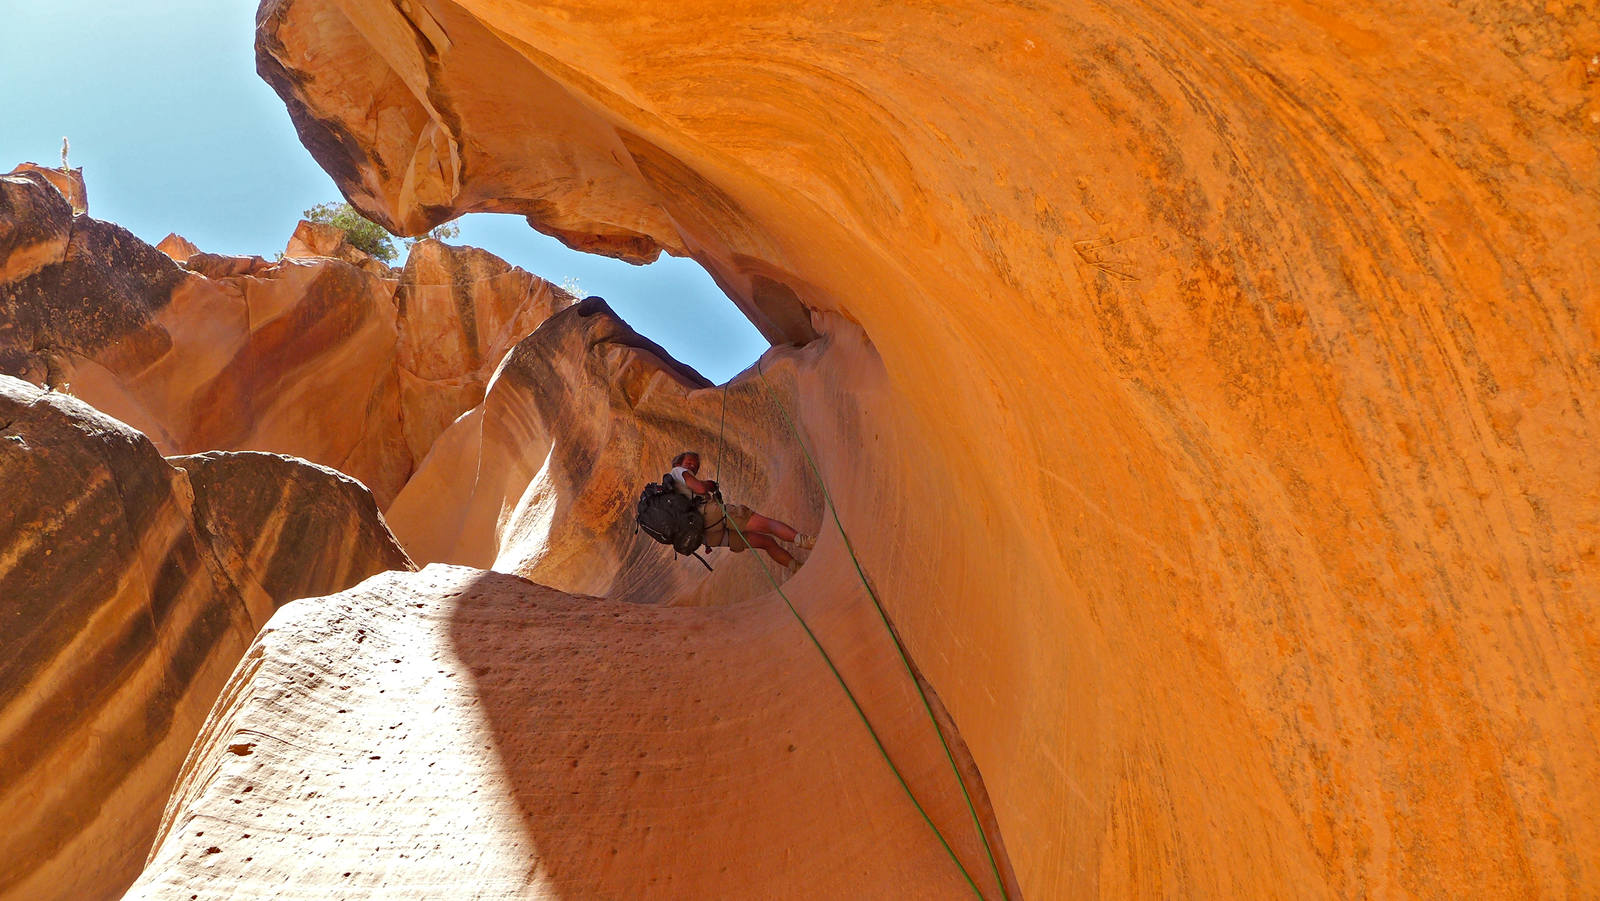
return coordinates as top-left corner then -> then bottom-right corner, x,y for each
708,361 -> 1009,901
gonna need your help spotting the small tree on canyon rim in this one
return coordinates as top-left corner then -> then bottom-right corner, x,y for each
303,202 -> 459,262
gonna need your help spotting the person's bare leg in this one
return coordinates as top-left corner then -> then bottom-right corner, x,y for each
745,513 -> 799,543
745,532 -> 794,567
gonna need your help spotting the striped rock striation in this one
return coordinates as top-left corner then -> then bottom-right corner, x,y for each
234,0 -> 1600,898
0,375 -> 412,900
0,165 -> 569,506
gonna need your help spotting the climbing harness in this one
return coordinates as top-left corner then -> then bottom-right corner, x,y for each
708,359 -> 1010,901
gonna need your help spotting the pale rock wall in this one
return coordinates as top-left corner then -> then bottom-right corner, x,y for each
126,554 -> 1012,899
251,1 -> 1600,898
389,296 -> 821,608
139,297 -> 1021,898
0,376 -> 412,901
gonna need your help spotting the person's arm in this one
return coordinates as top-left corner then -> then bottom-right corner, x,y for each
680,471 -> 719,495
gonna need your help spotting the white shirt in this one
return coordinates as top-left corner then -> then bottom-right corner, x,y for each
668,466 -> 699,499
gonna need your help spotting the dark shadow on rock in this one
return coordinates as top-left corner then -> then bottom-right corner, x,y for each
446,565 -> 1016,898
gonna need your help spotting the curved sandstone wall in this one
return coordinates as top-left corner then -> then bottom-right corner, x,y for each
388,296 -> 826,607
250,1 -> 1600,897
0,166 -> 569,506
0,376 -> 412,900
128,559 -> 1015,899
129,293 -> 1026,897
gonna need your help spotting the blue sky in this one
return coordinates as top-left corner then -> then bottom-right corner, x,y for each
0,0 -> 766,383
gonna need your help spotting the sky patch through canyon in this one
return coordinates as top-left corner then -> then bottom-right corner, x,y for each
0,0 -> 768,383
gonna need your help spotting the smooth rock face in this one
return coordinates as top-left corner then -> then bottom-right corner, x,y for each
174,450 -> 416,616
155,232 -> 200,261
254,0 -> 676,265
0,173 -> 568,506
127,563 -> 1008,899
251,1 -> 1600,898
393,241 -> 569,465
389,296 -> 821,608
141,301 -> 1018,898
0,376 -> 411,901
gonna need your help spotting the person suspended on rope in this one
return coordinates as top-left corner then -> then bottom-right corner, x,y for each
667,450 -> 814,572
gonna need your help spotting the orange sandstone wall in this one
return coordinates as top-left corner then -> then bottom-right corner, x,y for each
7,162 -> 87,215
0,376 -> 412,900
130,317 -> 1017,899
387,296 -> 824,608
1,167 -> 568,506
259,1 -> 1600,897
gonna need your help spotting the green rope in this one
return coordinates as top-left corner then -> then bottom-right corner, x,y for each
714,501 -> 988,900
703,362 -> 1009,900
713,378 -> 730,485
750,358 -> 1011,901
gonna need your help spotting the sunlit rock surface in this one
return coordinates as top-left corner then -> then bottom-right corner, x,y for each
0,171 -> 568,506
155,232 -> 201,262
127,562 -> 1014,899
4,163 -> 86,215
392,240 -> 572,466
138,294 -> 1019,897
245,1 -> 1600,897
389,296 -> 820,607
0,376 -> 411,901
283,218 -> 394,276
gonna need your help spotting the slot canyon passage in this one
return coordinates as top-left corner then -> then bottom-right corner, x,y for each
2,0 -> 1598,897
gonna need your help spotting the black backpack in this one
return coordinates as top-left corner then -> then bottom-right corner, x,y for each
635,476 -> 706,556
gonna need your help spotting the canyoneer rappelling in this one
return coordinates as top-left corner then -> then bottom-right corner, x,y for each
636,451 -> 814,573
